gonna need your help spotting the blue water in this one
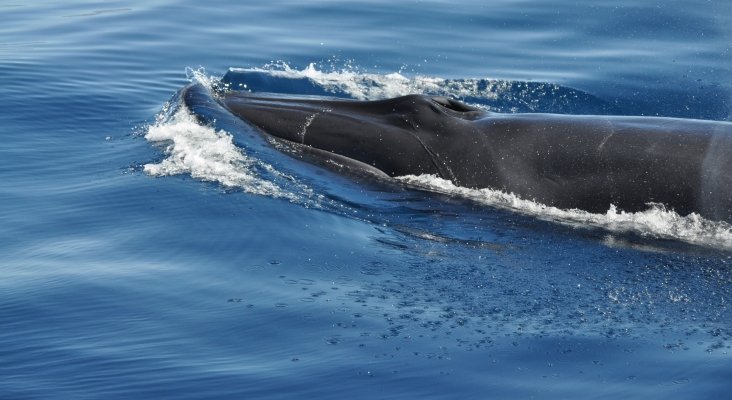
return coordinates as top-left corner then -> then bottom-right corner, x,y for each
2,1 -> 732,398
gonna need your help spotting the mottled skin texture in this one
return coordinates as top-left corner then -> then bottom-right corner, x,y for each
184,84 -> 732,221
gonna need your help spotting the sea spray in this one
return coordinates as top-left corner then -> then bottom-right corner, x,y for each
398,174 -> 732,250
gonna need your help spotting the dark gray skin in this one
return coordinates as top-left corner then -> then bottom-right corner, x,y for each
218,89 -> 732,222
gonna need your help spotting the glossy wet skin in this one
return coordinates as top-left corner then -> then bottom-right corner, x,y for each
216,89 -> 732,221
222,93 -> 486,180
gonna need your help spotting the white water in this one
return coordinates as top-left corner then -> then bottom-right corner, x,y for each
227,62 -> 620,116
143,104 -> 298,200
228,62 -> 564,113
398,174 -> 732,250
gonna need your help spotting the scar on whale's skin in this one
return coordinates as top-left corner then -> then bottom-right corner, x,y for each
298,113 -> 317,144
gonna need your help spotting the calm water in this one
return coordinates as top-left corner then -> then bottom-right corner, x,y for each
2,1 -> 732,399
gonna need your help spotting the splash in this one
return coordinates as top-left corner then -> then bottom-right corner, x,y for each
185,66 -> 221,91
226,61 -> 615,114
143,106 -> 295,199
229,62 -> 440,100
397,174 -> 732,250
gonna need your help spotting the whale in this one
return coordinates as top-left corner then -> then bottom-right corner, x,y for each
180,83 -> 732,222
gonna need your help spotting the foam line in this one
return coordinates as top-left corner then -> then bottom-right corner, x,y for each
397,174 -> 732,250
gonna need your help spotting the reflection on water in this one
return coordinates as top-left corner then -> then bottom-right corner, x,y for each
1,0 -> 731,398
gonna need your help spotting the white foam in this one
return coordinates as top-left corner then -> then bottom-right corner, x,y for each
230,62 -> 492,101
143,104 -> 297,200
185,66 -> 220,91
397,174 -> 732,250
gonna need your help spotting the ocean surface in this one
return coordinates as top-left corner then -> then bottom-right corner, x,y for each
2,1 -> 732,398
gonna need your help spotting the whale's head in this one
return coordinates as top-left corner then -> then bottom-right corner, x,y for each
221,92 -> 486,179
